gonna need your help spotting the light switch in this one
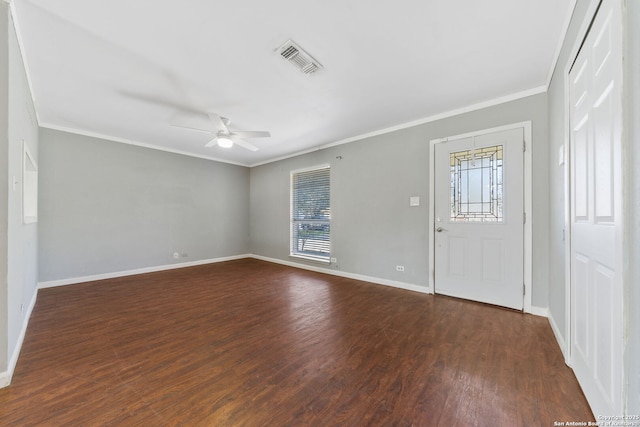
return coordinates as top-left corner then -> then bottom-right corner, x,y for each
410,196 -> 420,207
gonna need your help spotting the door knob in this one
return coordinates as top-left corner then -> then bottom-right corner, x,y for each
436,227 -> 448,232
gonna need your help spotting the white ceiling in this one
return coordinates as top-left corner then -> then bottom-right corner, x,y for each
11,0 -> 574,166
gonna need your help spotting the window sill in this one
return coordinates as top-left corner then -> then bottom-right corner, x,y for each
289,253 -> 331,264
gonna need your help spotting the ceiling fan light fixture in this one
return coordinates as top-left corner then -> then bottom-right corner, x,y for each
217,136 -> 233,148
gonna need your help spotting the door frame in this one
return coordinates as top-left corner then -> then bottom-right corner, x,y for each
428,121 -> 533,313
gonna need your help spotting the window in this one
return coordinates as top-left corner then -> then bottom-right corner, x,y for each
290,165 -> 330,262
23,142 -> 38,224
450,144 -> 503,222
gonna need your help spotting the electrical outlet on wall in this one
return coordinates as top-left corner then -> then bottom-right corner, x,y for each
396,265 -> 405,272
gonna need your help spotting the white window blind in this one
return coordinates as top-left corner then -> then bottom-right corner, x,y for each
290,165 -> 330,261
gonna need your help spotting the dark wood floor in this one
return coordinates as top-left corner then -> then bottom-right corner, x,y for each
0,259 -> 592,426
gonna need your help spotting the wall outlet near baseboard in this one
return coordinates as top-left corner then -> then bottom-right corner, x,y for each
330,257 -> 337,263
173,252 -> 179,259
396,265 -> 405,272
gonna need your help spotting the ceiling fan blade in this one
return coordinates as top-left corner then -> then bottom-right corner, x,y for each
231,137 -> 259,152
207,113 -> 229,133
204,137 -> 218,148
231,130 -> 271,139
170,123 -> 212,133
119,89 -> 202,116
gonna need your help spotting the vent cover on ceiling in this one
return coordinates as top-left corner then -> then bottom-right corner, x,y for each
276,40 -> 323,74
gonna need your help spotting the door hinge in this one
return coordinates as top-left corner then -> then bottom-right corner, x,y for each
523,212 -> 527,224
523,140 -> 526,152
523,283 -> 526,296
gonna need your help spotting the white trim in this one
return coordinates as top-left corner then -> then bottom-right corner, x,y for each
0,373 -> 8,390
22,140 -> 38,224
289,164 -> 331,263
8,2 -> 40,125
250,254 -> 431,295
530,306 -> 549,317
289,163 -> 330,175
0,289 -> 37,388
431,121 -> 531,145
39,123 -> 250,167
523,121 -> 533,313
562,0 -> 603,367
428,121 -> 533,313
289,254 -> 331,264
38,254 -> 251,289
250,86 -> 547,167
39,253 -> 430,294
564,78 -> 572,366
38,86 -> 546,170
428,138 -> 437,293
548,309 -> 569,363
545,0 -> 580,88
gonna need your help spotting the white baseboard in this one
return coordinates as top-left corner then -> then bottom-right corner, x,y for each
0,288 -> 38,388
530,305 -> 549,317
249,254 -> 431,295
527,307 -> 570,363
548,309 -> 568,362
38,254 -> 252,289
37,254 -> 429,294
10,255 -> 555,387
0,369 -> 9,388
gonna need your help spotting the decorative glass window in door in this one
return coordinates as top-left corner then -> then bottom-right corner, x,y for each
450,145 -> 503,222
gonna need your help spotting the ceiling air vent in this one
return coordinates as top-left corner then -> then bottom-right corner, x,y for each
276,40 -> 323,74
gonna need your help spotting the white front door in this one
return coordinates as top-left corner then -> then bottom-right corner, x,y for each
569,0 -> 624,416
434,128 -> 524,310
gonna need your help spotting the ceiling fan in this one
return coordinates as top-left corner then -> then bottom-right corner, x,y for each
174,113 -> 271,151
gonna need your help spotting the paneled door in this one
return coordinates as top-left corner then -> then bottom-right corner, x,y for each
434,128 -> 524,310
569,0 -> 624,416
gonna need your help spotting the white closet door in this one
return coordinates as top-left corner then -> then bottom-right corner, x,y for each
569,0 -> 624,416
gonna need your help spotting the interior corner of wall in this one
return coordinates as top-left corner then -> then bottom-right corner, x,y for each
0,370 -> 11,388
547,308 -> 568,362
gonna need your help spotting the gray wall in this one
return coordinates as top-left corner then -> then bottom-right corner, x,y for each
7,9 -> 39,368
547,0 -> 600,355
0,5 -> 39,382
251,93 -> 549,307
0,1 -> 10,373
38,129 -> 250,282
